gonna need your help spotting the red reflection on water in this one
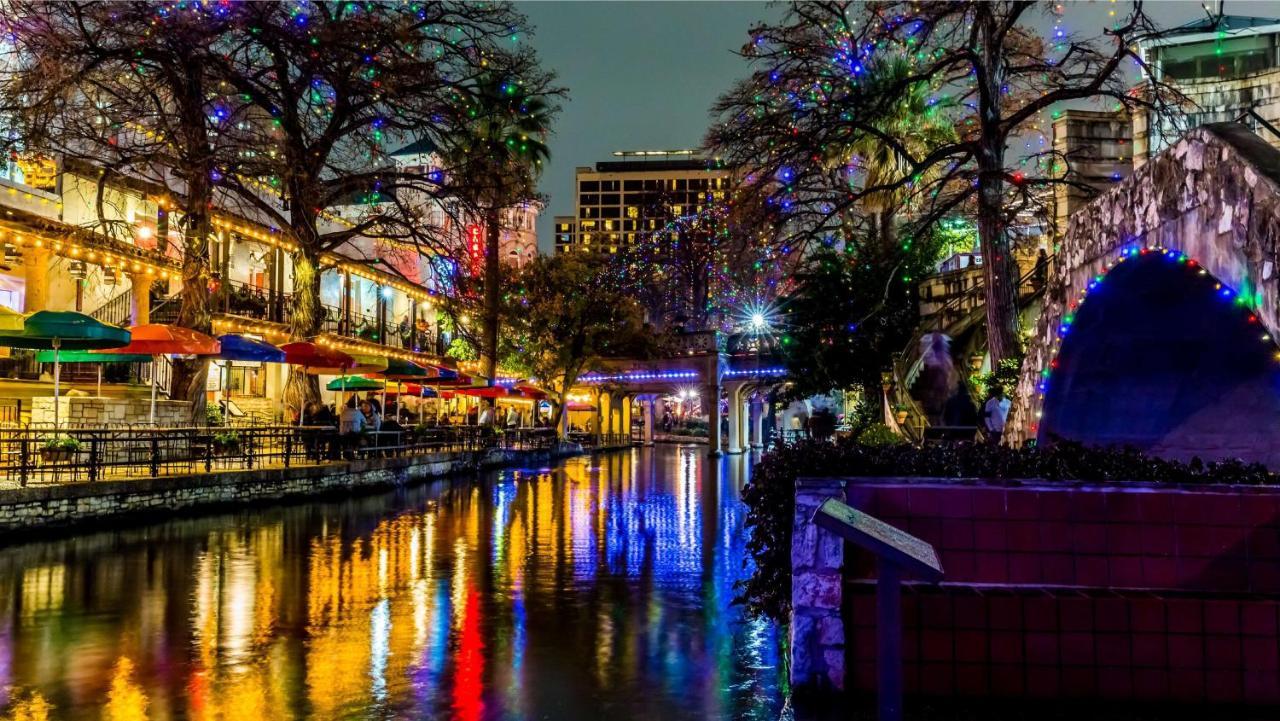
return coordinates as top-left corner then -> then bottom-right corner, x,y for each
452,588 -> 485,721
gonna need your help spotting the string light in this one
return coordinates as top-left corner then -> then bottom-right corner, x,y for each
1029,245 -> 1279,434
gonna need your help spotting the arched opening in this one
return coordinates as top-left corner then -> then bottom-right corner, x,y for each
1038,251 -> 1280,466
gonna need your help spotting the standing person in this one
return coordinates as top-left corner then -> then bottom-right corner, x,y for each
339,397 -> 365,459
983,386 -> 1012,446
478,404 -> 494,427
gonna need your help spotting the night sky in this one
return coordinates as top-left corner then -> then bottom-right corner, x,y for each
522,1 -> 1213,252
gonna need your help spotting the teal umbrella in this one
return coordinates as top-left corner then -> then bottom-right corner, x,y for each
0,311 -> 130,428
35,350 -> 152,398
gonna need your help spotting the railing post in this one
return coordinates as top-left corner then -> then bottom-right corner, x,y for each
205,430 -> 213,473
284,427 -> 292,468
18,437 -> 28,488
246,427 -> 255,470
149,433 -> 159,477
89,437 -> 99,483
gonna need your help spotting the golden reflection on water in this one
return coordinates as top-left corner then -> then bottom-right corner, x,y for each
0,448 -> 781,721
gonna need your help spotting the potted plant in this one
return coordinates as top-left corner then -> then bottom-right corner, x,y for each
212,430 -> 241,456
41,435 -> 80,463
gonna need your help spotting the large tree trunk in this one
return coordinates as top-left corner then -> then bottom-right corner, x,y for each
480,204 -> 501,388
975,14 -> 1020,366
976,158 -> 1021,365
169,171 -> 213,424
284,247 -> 323,422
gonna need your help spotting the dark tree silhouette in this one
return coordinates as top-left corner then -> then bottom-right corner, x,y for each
708,1 -> 1185,363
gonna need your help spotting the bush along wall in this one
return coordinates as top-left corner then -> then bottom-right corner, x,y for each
740,438 -> 1279,623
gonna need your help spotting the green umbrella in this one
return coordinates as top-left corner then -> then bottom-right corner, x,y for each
0,311 -> 130,428
35,350 -> 153,398
325,375 -> 383,391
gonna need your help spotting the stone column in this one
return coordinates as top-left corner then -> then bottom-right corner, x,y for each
791,477 -> 846,694
130,273 -> 154,325
749,397 -> 765,449
642,398 -> 655,446
23,247 -> 50,312
706,382 -> 722,457
726,383 -> 744,454
621,395 -> 632,442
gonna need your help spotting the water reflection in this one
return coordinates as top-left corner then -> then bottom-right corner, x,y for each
0,446 -> 782,720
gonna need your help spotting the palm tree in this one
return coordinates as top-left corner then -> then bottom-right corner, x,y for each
443,74 -> 555,387
826,56 -> 957,250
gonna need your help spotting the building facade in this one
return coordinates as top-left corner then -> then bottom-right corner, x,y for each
1136,15 -> 1280,163
553,150 -> 731,254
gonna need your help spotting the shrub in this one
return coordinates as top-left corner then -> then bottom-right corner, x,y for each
212,430 -> 240,448
739,437 -> 1276,622
856,423 -> 905,447
41,435 -> 81,453
206,403 -> 224,427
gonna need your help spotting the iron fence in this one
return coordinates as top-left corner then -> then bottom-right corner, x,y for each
0,423 -> 577,487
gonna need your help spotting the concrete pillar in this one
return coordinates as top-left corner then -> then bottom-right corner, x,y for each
621,395 -> 632,441
791,477 -> 847,693
706,382 -> 722,457
130,273 -> 154,325
749,397 -> 765,449
642,398 -> 655,446
595,390 -> 607,441
726,384 -> 744,455
23,247 -> 50,312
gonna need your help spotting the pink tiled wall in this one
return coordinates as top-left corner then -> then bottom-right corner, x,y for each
842,481 -> 1280,703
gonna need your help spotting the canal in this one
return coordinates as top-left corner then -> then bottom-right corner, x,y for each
0,446 -> 786,720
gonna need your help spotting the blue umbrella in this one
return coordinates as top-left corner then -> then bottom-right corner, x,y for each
214,334 -> 286,412
216,335 -> 286,363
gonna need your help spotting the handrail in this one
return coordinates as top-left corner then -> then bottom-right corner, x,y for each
88,288 -> 134,326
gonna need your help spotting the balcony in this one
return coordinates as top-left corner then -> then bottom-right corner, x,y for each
211,278 -> 446,356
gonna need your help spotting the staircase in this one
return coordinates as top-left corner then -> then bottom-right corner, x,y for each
887,256 -> 1052,442
89,288 -> 133,326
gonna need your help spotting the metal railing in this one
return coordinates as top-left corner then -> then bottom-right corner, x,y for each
0,423 -> 576,487
89,288 -> 134,326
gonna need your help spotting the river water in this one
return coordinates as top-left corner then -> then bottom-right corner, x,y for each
0,446 -> 786,721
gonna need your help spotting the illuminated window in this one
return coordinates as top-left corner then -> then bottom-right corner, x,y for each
626,206 -> 638,219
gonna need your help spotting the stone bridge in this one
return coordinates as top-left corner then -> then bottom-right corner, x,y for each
1009,123 -> 1280,466
576,351 -> 788,455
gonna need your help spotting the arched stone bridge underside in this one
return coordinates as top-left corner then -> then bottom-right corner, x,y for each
1010,124 -> 1280,466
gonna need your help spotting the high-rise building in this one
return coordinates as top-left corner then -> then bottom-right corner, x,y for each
554,150 -> 731,254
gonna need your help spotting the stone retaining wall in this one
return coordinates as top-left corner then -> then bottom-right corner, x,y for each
0,445 -> 583,534
31,397 -> 192,426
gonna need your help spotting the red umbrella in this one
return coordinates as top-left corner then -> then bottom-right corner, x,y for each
96,324 -> 221,424
281,342 -> 354,425
281,342 -> 353,373
515,383 -> 548,400
456,386 -> 509,398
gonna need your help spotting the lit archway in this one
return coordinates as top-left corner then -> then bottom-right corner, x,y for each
1035,247 -> 1280,465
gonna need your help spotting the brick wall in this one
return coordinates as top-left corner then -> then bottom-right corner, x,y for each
840,479 -> 1280,704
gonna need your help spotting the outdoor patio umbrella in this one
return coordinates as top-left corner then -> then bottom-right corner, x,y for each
325,375 -> 383,391
0,305 -> 24,333
371,358 -> 430,420
281,342 -> 354,425
214,334 -> 286,410
0,311 -> 131,428
102,324 -> 221,424
456,386 -> 510,398
35,349 -> 152,397
347,353 -> 390,374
